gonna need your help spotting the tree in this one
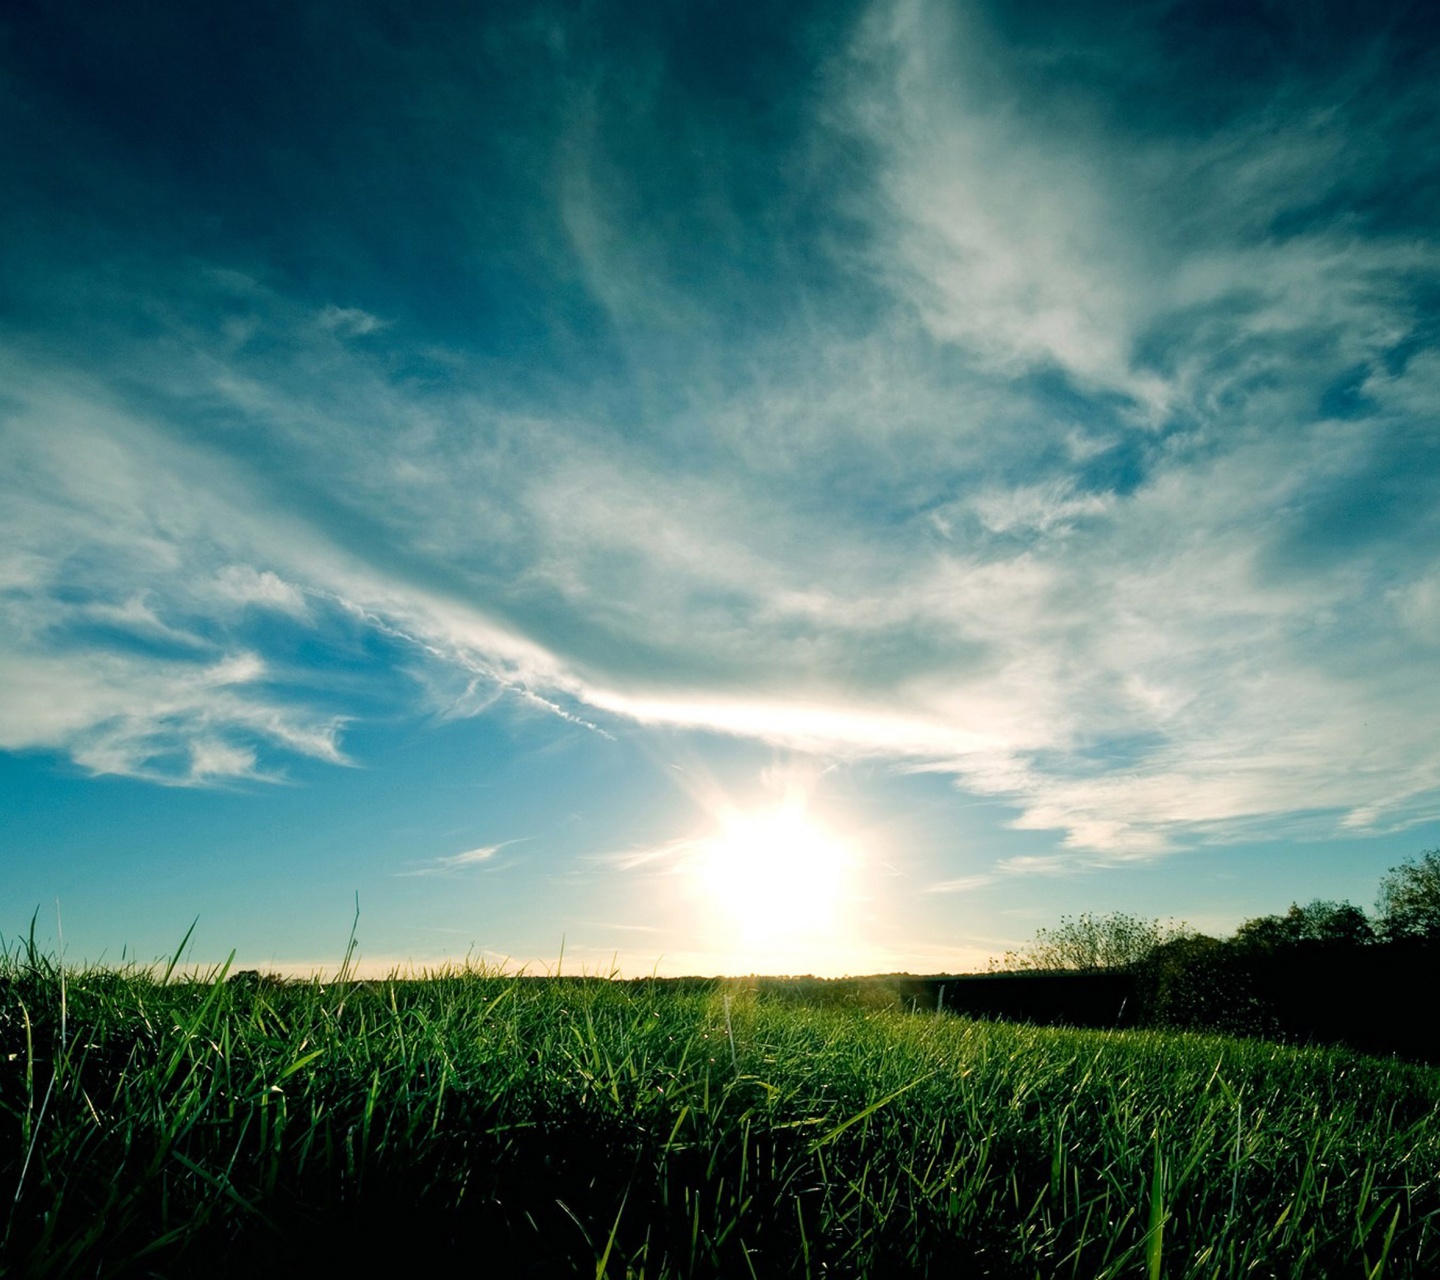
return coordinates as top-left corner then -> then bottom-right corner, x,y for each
1300,900 -> 1376,946
1376,849 -> 1440,943
1232,900 -> 1374,952
993,912 -> 1188,973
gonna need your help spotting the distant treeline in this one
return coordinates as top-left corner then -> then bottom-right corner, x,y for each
926,848 -> 1440,1062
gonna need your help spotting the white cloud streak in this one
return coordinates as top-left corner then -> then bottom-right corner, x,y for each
396,844 -> 512,877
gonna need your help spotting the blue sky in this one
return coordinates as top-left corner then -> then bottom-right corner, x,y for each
2,0 -> 1438,976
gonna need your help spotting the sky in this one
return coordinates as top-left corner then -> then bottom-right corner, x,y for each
2,0 -> 1439,977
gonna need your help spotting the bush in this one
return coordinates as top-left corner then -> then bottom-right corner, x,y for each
1134,934 -> 1277,1036
993,912 -> 1189,973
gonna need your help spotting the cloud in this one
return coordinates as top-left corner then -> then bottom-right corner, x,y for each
189,738 -> 260,781
0,358 -> 356,784
578,921 -> 665,935
843,0 -> 1169,412
212,566 -> 309,617
1,0 -> 1437,856
316,305 -> 388,337
964,482 -> 1114,538
924,875 -> 998,895
81,593 -> 209,648
445,845 -> 502,867
7,224 -> 1438,837
397,843 -> 518,877
0,647 -> 346,784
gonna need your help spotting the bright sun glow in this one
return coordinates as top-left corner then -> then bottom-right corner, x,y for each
694,802 -> 857,952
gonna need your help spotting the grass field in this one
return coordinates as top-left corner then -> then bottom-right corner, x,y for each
4,945 -> 1439,1277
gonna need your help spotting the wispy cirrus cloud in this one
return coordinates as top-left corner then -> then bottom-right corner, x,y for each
924,875 -> 998,896
397,843 -> 517,878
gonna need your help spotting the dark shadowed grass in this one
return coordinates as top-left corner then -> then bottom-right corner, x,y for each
3,943 -> 1439,1277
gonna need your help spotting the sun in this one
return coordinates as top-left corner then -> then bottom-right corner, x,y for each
694,801 -> 856,951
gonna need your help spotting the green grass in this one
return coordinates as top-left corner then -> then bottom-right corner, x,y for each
3,946 -> 1439,1277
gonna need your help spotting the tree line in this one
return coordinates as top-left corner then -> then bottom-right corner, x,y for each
989,849 -> 1440,1055
999,848 -> 1440,972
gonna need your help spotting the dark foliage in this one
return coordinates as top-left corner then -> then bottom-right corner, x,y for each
1133,934 -> 1278,1036
1232,900 -> 1375,952
1376,849 -> 1440,942
970,855 -> 1440,1061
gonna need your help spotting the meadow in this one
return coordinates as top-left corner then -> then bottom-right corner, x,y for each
3,945 -> 1439,1277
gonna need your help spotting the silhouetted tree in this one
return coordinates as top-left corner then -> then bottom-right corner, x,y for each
1306,900 -> 1377,946
1232,900 -> 1374,953
1376,850 -> 1440,942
